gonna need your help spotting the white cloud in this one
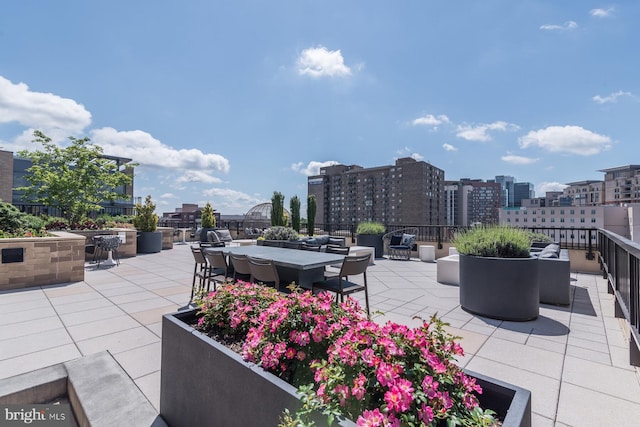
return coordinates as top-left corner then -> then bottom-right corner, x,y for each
537,182 -> 568,194
201,188 -> 266,214
291,160 -> 339,176
539,21 -> 578,31
456,121 -> 520,142
176,170 -> 223,184
296,46 -> 352,78
501,154 -> 539,165
0,75 -> 91,135
90,127 -> 230,172
519,125 -> 611,155
160,193 -> 177,199
590,8 -> 614,17
592,90 -> 632,104
412,114 -> 450,127
443,143 -> 458,152
410,152 -> 424,161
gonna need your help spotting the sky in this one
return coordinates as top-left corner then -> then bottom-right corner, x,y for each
1,1 -> 638,216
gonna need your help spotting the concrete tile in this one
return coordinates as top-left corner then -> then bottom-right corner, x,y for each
48,290 -> 103,306
0,316 -> 64,341
76,326 -> 159,356
490,328 -> 529,344
475,337 -> 564,379
567,335 -> 610,353
0,328 -> 73,360
0,298 -> 54,314
465,356 -> 560,419
146,322 -> 162,338
566,345 -> 611,364
0,306 -> 58,326
561,355 -> 640,403
66,315 -> 140,341
59,305 -> 126,326
114,342 -> 161,379
150,285 -> 191,297
129,305 -> 180,325
526,336 -> 566,354
118,297 -> 177,314
0,344 -> 81,380
443,326 -> 488,356
135,370 -> 161,411
0,288 -> 46,305
42,283 -> 94,298
530,413 -> 554,427
108,290 -> 160,304
556,383 -> 640,427
53,297 -> 113,315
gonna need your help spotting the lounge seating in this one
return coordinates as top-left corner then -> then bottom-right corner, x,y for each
384,228 -> 417,260
312,254 -> 371,316
531,243 -> 571,305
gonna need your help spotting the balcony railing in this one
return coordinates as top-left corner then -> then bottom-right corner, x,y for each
598,229 -> 640,366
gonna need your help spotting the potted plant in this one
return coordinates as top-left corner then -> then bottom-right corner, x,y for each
256,226 -> 299,245
356,221 -> 386,258
160,283 -> 531,426
199,201 -> 216,243
453,225 -> 538,321
133,195 -> 162,253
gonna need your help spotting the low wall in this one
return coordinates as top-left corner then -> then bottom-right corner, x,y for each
0,231 -> 85,291
159,227 -> 174,250
72,228 -> 138,260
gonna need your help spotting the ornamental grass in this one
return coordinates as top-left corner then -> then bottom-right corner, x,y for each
196,282 -> 496,426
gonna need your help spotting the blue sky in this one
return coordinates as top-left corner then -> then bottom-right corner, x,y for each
1,1 -> 638,215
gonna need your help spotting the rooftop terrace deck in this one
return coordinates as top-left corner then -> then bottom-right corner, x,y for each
1,243 -> 639,426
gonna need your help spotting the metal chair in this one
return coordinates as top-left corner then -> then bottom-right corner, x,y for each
312,254 -> 371,317
203,250 -> 230,291
95,235 -> 121,267
247,256 -> 281,289
190,247 -> 210,300
229,253 -> 252,282
383,228 -> 418,260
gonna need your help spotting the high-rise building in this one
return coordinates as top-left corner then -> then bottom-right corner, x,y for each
563,180 -> 604,206
307,157 -> 445,226
599,165 -> 640,205
491,175 -> 515,208
444,179 -> 501,226
513,182 -> 535,207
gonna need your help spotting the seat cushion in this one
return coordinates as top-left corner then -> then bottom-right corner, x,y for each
207,231 -> 220,243
215,229 -> 233,242
389,235 -> 402,245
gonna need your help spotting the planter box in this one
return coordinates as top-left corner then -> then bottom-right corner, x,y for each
161,309 -> 531,427
137,231 -> 162,253
459,254 -> 539,321
356,233 -> 384,258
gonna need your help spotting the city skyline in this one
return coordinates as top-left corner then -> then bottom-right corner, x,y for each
1,1 -> 638,214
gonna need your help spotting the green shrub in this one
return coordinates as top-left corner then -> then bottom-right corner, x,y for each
133,195 -> 158,232
356,221 -> 385,235
21,214 -> 46,231
453,226 -> 531,258
262,226 -> 299,241
527,231 -> 554,244
0,201 -> 26,233
201,202 -> 216,228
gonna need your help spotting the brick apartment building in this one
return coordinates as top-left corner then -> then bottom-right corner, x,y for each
307,157 -> 445,226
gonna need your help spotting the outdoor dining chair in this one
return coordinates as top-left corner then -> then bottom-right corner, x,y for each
312,253 -> 371,317
190,247 -> 212,300
247,256 -> 282,289
203,250 -> 231,291
229,253 -> 252,282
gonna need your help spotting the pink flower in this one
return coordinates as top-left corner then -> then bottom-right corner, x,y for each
376,362 -> 402,387
296,350 -> 306,361
419,404 -> 434,424
356,408 -> 385,427
352,373 -> 367,400
422,375 -> 439,399
333,384 -> 350,406
384,379 -> 414,413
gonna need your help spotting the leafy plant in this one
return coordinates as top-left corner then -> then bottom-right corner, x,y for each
0,200 -> 26,234
527,231 -> 553,244
201,202 -> 216,228
262,226 -> 299,241
290,196 -> 301,232
16,130 -> 134,225
196,283 -> 497,426
133,195 -> 158,232
271,191 -> 285,226
357,221 -> 386,235
307,195 -> 316,236
453,225 -> 531,258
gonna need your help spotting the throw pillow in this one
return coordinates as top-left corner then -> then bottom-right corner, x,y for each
207,231 -> 220,243
401,234 -> 415,247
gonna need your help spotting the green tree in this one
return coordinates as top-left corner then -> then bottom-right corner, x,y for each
201,202 -> 216,228
132,195 -> 158,232
290,195 -> 301,232
306,195 -> 316,236
271,191 -> 285,226
16,130 -> 133,225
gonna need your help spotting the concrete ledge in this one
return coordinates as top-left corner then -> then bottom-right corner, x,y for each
0,352 -> 166,427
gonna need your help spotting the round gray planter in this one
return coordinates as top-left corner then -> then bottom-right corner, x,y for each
459,254 -> 539,321
136,231 -> 162,253
356,233 -> 384,258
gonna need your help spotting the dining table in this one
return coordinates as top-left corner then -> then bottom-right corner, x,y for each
204,245 -> 345,289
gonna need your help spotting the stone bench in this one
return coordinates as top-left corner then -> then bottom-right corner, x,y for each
537,249 -> 571,305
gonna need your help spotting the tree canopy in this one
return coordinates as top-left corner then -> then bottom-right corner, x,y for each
16,130 -> 134,225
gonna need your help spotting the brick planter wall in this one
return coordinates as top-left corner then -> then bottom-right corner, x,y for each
0,231 -> 85,291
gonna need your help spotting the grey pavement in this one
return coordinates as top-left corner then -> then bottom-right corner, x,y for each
1,243 -> 639,426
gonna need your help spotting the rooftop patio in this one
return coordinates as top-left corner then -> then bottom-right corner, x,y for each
1,243 -> 639,426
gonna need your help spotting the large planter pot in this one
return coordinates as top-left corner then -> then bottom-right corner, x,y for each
459,254 -> 539,321
136,231 -> 162,253
160,309 -> 531,427
356,233 -> 384,258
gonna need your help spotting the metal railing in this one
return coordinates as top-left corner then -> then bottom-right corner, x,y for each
598,229 -> 640,366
